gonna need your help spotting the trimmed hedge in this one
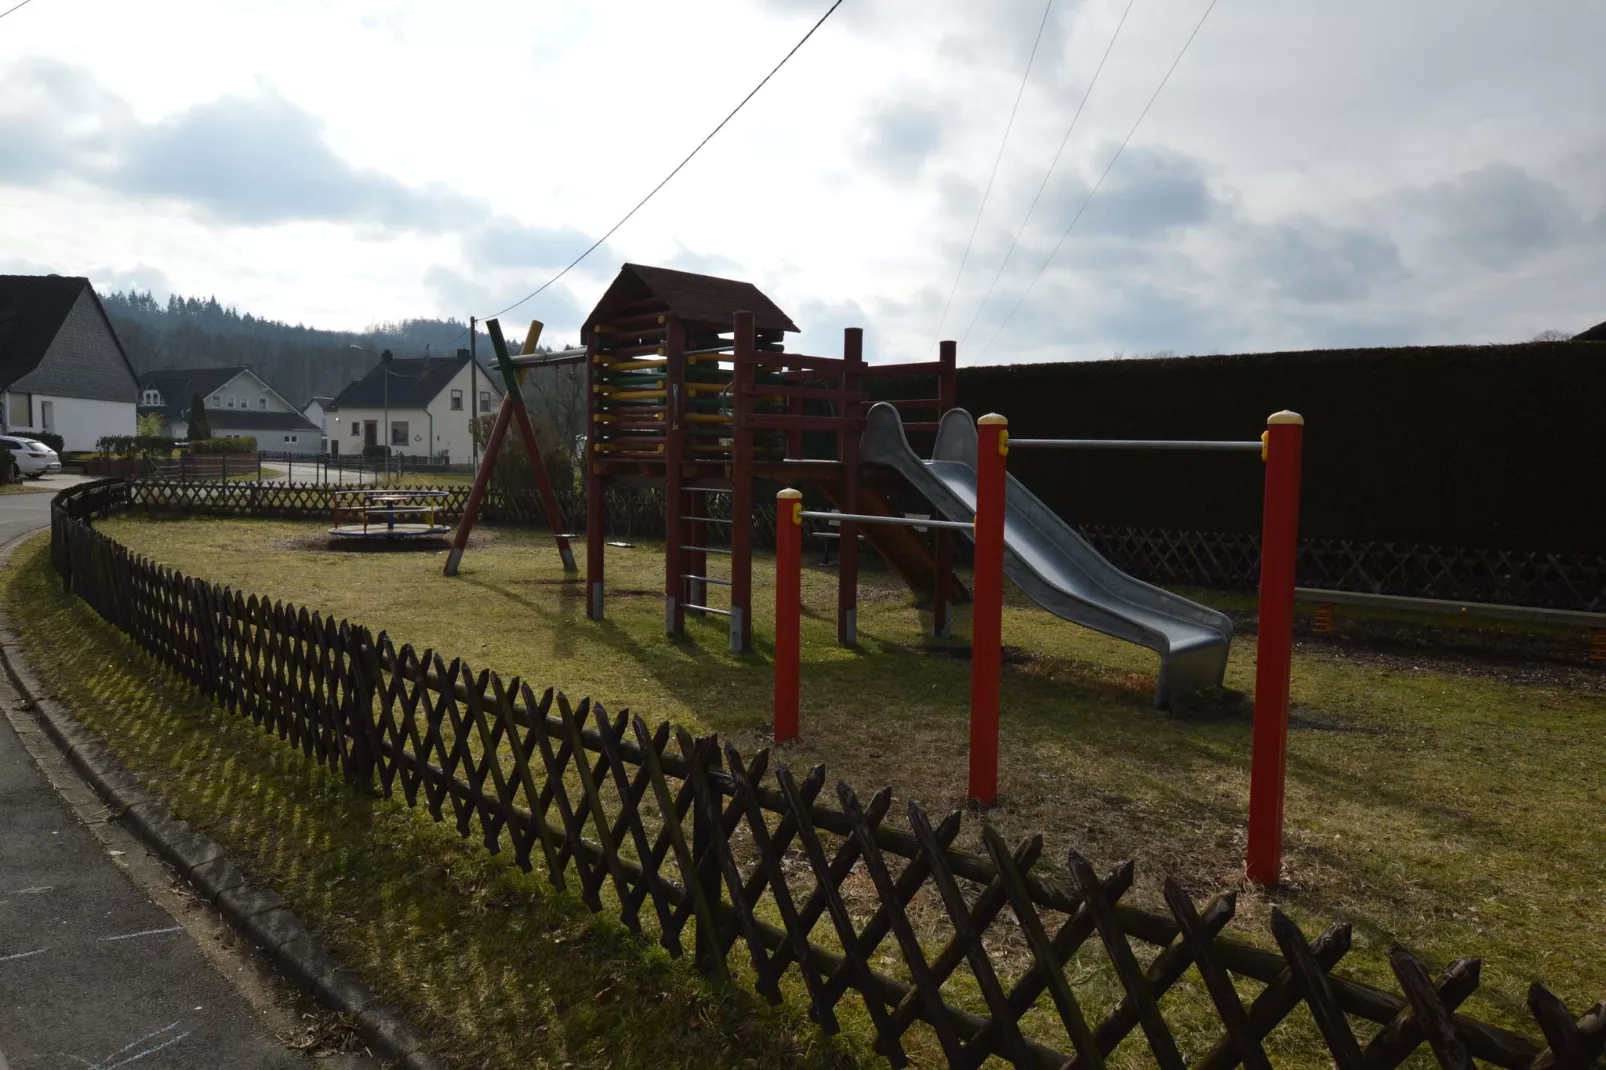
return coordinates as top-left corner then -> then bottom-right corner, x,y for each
954,341 -> 1606,554
95,435 -> 176,457
190,436 -> 257,454
29,431 -> 64,454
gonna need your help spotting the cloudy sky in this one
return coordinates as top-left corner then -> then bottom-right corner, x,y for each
2,0 -> 1602,362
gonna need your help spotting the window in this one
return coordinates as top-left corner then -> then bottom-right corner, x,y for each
450,389 -> 463,411
259,397 -> 268,409
479,390 -> 493,413
283,434 -> 298,443
225,396 -> 235,408
210,394 -> 220,407
141,389 -> 162,406
7,392 -> 30,427
390,421 -> 409,446
351,421 -> 360,437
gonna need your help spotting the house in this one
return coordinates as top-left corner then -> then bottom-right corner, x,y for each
328,351 -> 501,459
137,366 -> 322,455
0,274 -> 139,451
302,396 -> 333,453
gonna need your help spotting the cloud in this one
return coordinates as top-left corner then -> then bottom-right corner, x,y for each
1244,217 -> 1407,304
0,58 -> 487,233
858,95 -> 947,180
463,220 -> 607,270
424,266 -> 587,338
1401,163 -> 1585,269
666,242 -> 745,277
1076,146 -> 1224,239
92,263 -> 173,300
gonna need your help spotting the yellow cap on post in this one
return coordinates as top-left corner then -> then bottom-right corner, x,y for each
978,413 -> 1009,456
1267,410 -> 1304,426
778,487 -> 803,525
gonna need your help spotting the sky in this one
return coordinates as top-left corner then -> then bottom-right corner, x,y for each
2,0 -> 1602,363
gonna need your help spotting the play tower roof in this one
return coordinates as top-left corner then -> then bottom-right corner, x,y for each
582,263 -> 799,336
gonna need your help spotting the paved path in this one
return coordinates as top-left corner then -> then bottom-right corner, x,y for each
0,476 -> 93,545
0,518 -> 375,1068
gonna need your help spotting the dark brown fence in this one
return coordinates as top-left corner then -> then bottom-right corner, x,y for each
119,479 -> 1605,611
49,481 -> 1605,1068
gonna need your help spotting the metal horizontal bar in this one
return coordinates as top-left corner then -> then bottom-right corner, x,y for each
682,546 -> 732,554
510,348 -> 588,367
684,516 -> 733,524
684,344 -> 735,356
799,510 -> 972,532
681,604 -> 732,616
1009,438 -> 1263,453
682,575 -> 732,586
1294,587 -> 1606,628
861,359 -> 946,376
682,485 -> 731,493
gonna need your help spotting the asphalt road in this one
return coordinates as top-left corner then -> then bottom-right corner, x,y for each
0,484 -> 67,547
0,693 -> 307,1068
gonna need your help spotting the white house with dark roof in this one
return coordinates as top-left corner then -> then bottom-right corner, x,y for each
328,352 -> 501,459
0,274 -> 139,451
137,366 -> 322,455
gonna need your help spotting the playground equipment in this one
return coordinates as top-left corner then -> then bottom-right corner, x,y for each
573,264 -> 966,651
775,407 -> 1306,882
862,403 -> 1238,707
328,489 -> 453,539
444,319 -> 577,576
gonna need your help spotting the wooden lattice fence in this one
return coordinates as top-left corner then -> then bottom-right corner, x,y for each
48,481 -> 1606,1068
117,479 -> 1604,612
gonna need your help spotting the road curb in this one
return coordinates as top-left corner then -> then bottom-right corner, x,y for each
0,532 -> 442,1070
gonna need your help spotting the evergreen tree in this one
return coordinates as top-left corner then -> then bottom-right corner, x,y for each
187,392 -> 211,441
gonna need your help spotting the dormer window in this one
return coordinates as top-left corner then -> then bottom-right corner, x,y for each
141,389 -> 162,406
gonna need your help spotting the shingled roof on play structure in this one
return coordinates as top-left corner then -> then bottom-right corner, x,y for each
582,264 -> 799,335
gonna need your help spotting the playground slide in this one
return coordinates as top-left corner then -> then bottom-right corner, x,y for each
861,403 -> 1234,708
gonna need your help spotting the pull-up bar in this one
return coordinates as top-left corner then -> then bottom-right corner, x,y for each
799,510 -> 975,532
1010,437 -> 1264,453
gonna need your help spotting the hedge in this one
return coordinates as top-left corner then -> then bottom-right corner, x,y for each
190,436 -> 257,455
953,340 -> 1606,554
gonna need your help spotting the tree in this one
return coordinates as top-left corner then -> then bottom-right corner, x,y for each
1530,329 -> 1571,342
186,392 -> 211,441
135,411 -> 167,438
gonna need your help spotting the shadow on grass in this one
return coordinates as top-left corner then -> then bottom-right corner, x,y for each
3,539 -> 867,1070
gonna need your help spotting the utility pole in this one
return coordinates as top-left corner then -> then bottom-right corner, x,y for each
470,315 -> 479,469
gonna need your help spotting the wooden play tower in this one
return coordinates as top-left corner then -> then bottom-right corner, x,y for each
581,263 -> 963,653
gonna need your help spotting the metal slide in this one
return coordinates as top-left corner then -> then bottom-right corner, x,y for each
861,403 -> 1233,708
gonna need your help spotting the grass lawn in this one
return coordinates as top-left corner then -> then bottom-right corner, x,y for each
31,514 -> 1606,1062
3,535 -> 863,1070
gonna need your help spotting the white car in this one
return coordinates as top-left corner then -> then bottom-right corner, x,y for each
1,436 -> 61,479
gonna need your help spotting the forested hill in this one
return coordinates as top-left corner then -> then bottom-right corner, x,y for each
101,290 -> 505,405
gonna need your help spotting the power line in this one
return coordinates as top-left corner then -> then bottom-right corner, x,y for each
932,0 -> 1056,342
958,0 -> 1135,349
481,0 -> 846,323
0,0 -> 40,21
979,0 -> 1220,359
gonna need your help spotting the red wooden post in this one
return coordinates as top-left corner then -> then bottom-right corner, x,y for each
1247,410 -> 1305,886
837,327 -> 864,646
773,488 -> 803,742
664,316 -> 687,635
444,398 -> 514,575
969,413 -> 1008,805
729,311 -> 756,654
932,340 -> 957,638
585,328 -> 606,620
